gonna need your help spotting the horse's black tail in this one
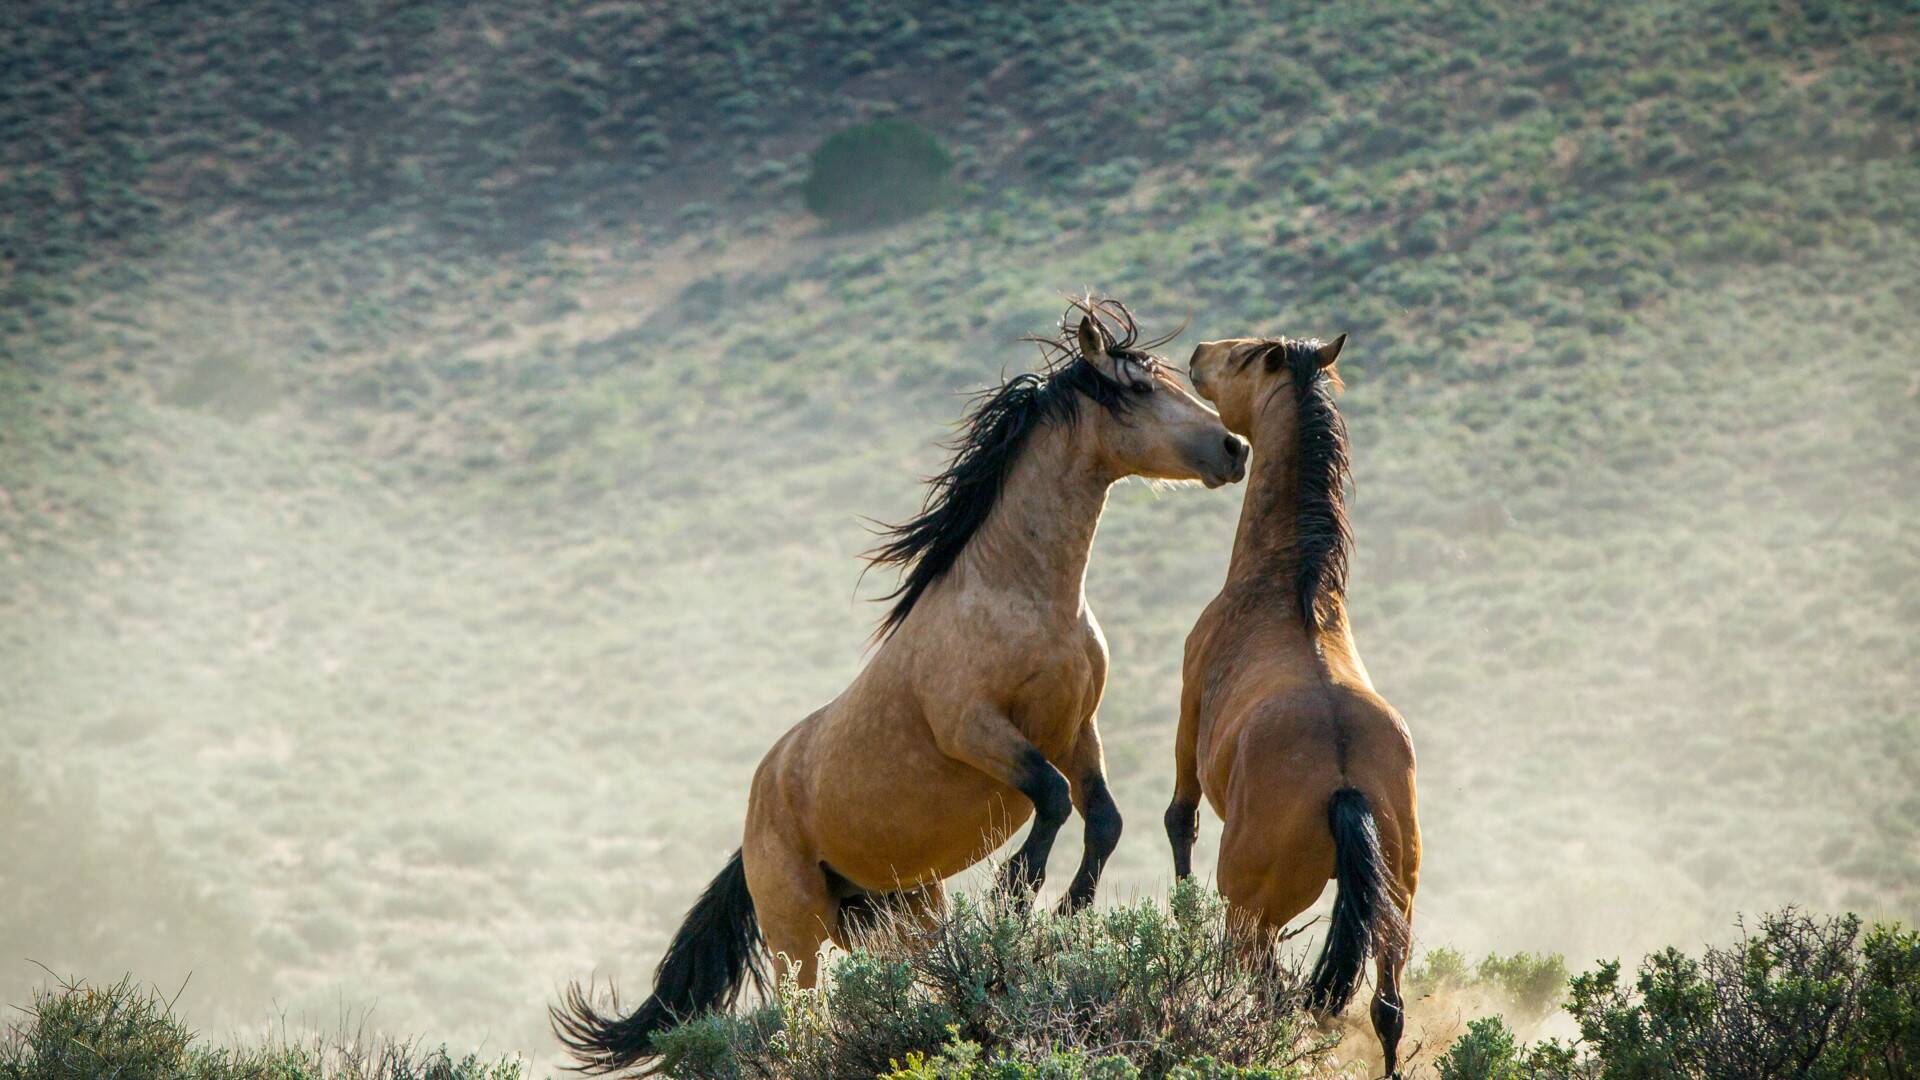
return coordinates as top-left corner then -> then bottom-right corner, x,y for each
1305,788 -> 1408,1015
552,849 -> 767,1074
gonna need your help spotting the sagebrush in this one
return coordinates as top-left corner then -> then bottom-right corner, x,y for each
646,880 -> 1332,1080
1435,909 -> 1920,1079
0,974 -> 522,1080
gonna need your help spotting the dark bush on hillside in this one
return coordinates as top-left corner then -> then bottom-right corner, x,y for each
1437,909 -> 1920,1079
649,881 -> 1333,1080
801,120 -> 954,227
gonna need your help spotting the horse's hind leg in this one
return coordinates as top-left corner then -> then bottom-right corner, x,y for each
1373,829 -> 1419,1078
1371,928 -> 1408,1079
1217,801 -> 1329,956
742,839 -> 835,989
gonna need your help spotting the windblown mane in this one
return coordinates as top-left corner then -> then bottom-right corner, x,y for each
1252,339 -> 1353,632
864,297 -> 1173,641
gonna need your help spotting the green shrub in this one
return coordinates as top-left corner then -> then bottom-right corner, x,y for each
1413,947 -> 1474,987
1409,948 -> 1569,1021
801,120 -> 954,227
1475,953 -> 1571,1022
1436,1017 -> 1526,1080
1565,910 -> 1919,1078
1436,910 -> 1920,1079
878,1036 -> 1299,1080
0,974 -> 523,1080
0,975 -> 200,1080
650,881 -> 1331,1080
1434,1017 -> 1585,1080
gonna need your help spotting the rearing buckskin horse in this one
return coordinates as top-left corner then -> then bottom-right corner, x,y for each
1167,334 -> 1420,1079
554,298 -> 1249,1073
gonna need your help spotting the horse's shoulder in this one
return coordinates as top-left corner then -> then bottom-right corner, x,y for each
972,593 -> 1102,661
1000,612 -> 1105,681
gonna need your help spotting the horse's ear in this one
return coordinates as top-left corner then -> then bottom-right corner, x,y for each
1315,333 -> 1348,369
1077,315 -> 1123,381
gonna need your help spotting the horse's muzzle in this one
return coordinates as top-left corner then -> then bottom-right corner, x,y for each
1202,434 -> 1250,487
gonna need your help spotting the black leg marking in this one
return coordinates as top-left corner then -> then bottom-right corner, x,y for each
1164,800 -> 1200,879
1061,774 -> 1123,911
996,748 -> 1072,905
1372,989 -> 1405,1079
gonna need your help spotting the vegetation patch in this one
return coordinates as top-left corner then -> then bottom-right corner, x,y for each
648,881 -> 1331,1079
802,120 -> 955,227
1410,948 -> 1570,1024
1436,909 -> 1920,1079
10,899 -> 1912,1080
2,0 -> 1916,1058
0,974 -> 522,1080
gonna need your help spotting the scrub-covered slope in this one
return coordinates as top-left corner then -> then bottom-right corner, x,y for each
2,0 -> 1915,1062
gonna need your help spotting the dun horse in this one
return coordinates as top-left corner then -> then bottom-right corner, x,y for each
1168,335 -> 1420,1078
554,298 -> 1249,1074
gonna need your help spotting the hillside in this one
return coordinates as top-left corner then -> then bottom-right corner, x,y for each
3,0 -> 1917,1070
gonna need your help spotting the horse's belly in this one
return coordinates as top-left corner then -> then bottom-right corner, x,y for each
807,747 -> 1037,891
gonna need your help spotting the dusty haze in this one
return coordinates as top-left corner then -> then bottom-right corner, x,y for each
3,0 -> 1915,1073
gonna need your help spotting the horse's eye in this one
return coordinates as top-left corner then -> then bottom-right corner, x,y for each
1129,379 -> 1153,394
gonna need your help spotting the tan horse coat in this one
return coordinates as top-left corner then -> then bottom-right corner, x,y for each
554,302 -> 1247,1075
749,319 -> 1246,986
1170,336 -> 1420,1079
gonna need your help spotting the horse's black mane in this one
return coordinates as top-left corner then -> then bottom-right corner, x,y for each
865,296 -> 1173,641
1247,339 -> 1353,632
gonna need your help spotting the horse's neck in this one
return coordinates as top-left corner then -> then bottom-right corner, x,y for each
1225,407 -> 1349,625
954,421 -> 1110,615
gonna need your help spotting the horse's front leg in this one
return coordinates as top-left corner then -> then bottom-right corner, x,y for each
929,705 -> 1073,906
1164,676 -> 1204,880
1059,720 -> 1123,912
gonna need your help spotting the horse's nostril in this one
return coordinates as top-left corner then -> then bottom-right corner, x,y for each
1225,435 -> 1246,461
